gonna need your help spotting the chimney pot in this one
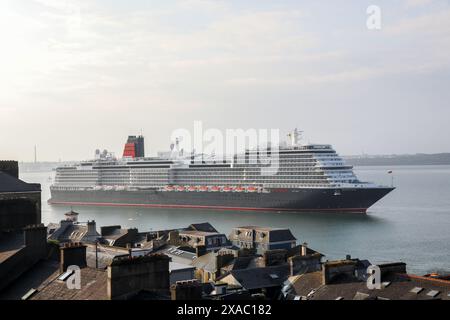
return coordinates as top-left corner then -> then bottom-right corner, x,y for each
301,242 -> 308,256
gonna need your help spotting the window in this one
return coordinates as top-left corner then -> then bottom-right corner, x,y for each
427,290 -> 440,298
410,287 -> 423,294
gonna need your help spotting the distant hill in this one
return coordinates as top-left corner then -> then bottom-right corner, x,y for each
344,153 -> 450,166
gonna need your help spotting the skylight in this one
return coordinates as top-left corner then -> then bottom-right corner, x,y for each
57,270 -> 74,281
426,290 -> 440,298
410,287 -> 423,294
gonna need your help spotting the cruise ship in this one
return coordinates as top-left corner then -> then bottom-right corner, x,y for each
49,130 -> 394,213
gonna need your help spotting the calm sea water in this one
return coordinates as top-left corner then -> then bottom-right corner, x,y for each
20,165 -> 450,275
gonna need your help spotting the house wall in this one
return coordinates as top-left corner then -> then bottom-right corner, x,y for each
0,226 -> 48,292
170,268 -> 195,285
0,192 -> 41,231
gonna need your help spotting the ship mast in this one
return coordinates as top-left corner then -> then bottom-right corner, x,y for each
288,128 -> 303,147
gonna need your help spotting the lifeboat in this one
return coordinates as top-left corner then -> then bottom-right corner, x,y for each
165,186 -> 175,191
247,186 -> 258,193
234,186 -> 245,192
188,186 -> 197,192
199,186 -> 208,192
210,186 -> 220,192
222,186 -> 232,192
176,186 -> 186,192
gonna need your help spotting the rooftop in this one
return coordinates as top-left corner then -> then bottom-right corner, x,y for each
221,264 -> 290,290
0,172 -> 40,193
231,226 -> 297,242
30,267 -> 108,300
169,262 -> 196,272
157,245 -> 197,265
0,260 -> 59,300
187,222 -> 218,233
48,223 -> 98,243
286,271 -> 450,300
0,232 -> 24,263
179,230 -> 223,237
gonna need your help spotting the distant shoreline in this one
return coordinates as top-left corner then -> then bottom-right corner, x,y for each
15,153 -> 450,170
344,153 -> 450,166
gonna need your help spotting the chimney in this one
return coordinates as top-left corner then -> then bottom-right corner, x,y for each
23,224 -> 47,258
377,262 -> 407,277
195,245 -> 207,257
322,260 -> 357,285
167,230 -> 180,245
86,220 -> 97,237
171,279 -> 202,300
60,219 -> 73,229
156,230 -> 166,239
214,282 -> 227,295
289,256 -> 301,276
24,224 -> 46,247
107,254 -> 170,300
237,247 -> 256,257
216,253 -> 234,271
301,242 -> 308,256
60,242 -> 87,272
289,254 -> 322,276
101,225 -> 121,237
146,232 -> 156,242
263,249 -> 287,267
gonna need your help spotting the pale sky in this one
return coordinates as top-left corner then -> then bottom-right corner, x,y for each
1,0 -> 450,161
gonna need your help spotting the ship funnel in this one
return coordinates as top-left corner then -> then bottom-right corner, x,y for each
123,135 -> 145,158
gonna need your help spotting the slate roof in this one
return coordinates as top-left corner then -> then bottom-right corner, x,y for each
187,222 -> 218,233
0,231 -> 25,263
179,230 -> 222,237
102,228 -> 129,240
192,248 -> 236,273
0,260 -> 59,300
230,256 -> 253,270
268,229 -> 297,242
222,264 -> 290,290
288,272 -> 450,300
156,245 -> 197,265
287,244 -> 324,258
48,223 -> 99,243
286,271 -> 323,298
0,172 -> 40,193
30,267 -> 108,300
169,262 -> 196,272
191,251 -> 220,273
231,226 -> 297,243
85,244 -> 128,269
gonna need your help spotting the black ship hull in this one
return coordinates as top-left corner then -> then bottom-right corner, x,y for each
49,187 -> 394,213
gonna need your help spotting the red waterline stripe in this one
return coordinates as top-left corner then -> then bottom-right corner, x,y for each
48,200 -> 367,213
